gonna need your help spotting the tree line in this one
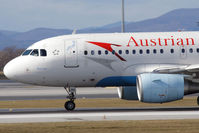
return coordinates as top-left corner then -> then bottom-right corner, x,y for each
0,47 -> 24,71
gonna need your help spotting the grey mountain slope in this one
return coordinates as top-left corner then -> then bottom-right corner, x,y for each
0,28 -> 73,49
78,21 -> 130,33
0,30 -> 19,36
13,28 -> 73,41
0,8 -> 199,49
124,8 -> 199,32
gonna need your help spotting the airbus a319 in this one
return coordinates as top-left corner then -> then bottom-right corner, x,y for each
4,31 -> 199,110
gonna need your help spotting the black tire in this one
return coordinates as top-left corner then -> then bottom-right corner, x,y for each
197,96 -> 199,106
64,101 -> 76,111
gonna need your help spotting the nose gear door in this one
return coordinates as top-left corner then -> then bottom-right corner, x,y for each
64,40 -> 79,68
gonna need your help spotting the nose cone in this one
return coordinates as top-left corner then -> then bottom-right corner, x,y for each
3,60 -> 16,80
3,57 -> 24,81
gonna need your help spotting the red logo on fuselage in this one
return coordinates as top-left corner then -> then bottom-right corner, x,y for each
87,41 -> 126,61
127,36 -> 195,47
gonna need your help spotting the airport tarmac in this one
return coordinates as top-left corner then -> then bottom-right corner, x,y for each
0,80 -> 118,100
1,80 -> 199,123
0,80 -> 198,101
0,107 -> 199,123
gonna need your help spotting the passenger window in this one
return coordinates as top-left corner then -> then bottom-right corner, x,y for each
105,50 -> 109,55
91,50 -> 95,55
153,49 -> 157,54
146,49 -> 150,54
132,50 -> 136,54
84,51 -> 88,55
30,49 -> 39,56
22,49 -> 32,56
189,48 -> 193,53
119,50 -> 122,55
139,49 -> 143,54
170,49 -> 174,53
160,49 -> 164,54
98,50 -> 101,55
112,50 -> 115,55
182,48 -> 185,53
40,49 -> 47,56
126,50 -> 129,54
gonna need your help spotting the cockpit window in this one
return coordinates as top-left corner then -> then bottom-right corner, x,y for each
22,49 -> 32,56
30,49 -> 39,56
40,49 -> 47,56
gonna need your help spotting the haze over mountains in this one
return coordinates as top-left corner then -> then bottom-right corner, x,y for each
0,8 -> 199,49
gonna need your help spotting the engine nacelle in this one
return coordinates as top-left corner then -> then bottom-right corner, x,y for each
137,73 -> 184,103
117,86 -> 138,100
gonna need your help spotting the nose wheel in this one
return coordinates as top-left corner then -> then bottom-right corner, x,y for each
65,101 -> 75,111
64,87 -> 76,111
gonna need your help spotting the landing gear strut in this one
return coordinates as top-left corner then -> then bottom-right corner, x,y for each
64,87 -> 76,111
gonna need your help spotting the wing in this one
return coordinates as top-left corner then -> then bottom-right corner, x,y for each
124,63 -> 199,83
153,64 -> 199,82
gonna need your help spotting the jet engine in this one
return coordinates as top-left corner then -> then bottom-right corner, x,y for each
136,73 -> 199,103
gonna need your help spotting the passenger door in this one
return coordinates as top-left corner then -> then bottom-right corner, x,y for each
64,40 -> 79,68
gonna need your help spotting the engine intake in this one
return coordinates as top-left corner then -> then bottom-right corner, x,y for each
137,73 -> 184,103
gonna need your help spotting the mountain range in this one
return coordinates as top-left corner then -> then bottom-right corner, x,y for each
0,8 -> 199,49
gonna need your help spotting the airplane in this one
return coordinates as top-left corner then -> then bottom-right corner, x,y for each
3,31 -> 199,111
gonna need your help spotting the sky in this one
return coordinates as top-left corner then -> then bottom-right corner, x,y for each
0,0 -> 199,32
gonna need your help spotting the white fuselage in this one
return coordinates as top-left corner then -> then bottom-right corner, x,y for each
3,32 -> 199,87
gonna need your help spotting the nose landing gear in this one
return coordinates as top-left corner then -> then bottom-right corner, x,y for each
65,100 -> 75,111
64,87 -> 76,111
